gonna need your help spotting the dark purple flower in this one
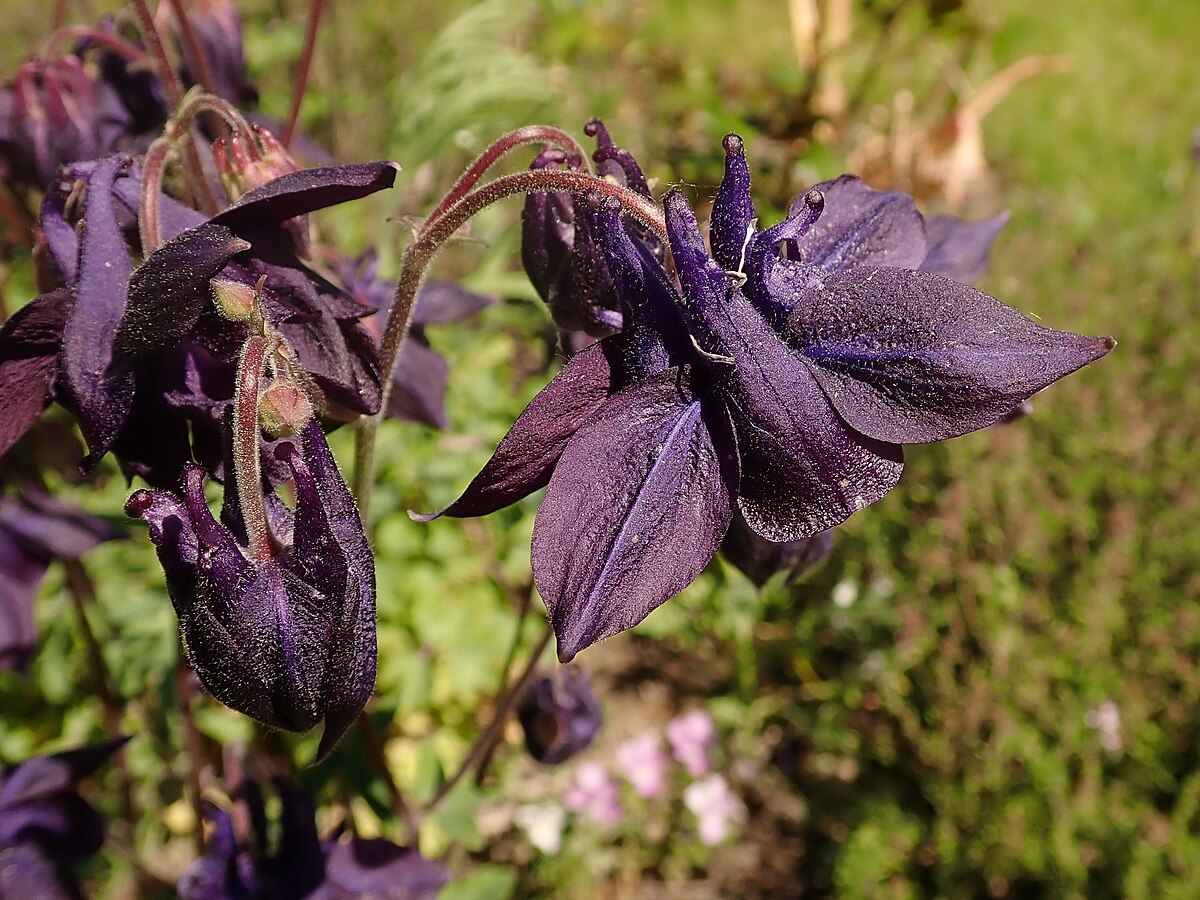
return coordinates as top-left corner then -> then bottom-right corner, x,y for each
422,135 -> 1113,661
521,119 -> 661,339
179,777 -> 448,900
0,156 -> 398,485
0,737 -> 128,899
0,56 -> 104,192
125,420 -> 375,761
517,666 -> 603,764
335,251 -> 491,428
0,488 -> 125,672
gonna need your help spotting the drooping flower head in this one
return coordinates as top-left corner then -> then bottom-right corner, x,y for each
421,134 -> 1113,662
125,418 -> 376,761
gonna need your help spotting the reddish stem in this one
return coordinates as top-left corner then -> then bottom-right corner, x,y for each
283,0 -> 326,148
427,125 -> 592,223
42,26 -> 147,62
138,137 -> 173,255
166,0 -> 222,102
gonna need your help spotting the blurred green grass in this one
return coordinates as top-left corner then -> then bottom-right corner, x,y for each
3,0 -> 1200,896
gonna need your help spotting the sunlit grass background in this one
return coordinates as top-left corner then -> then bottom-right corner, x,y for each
3,0 -> 1199,896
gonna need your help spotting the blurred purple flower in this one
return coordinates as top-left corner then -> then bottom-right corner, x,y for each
179,777 -> 447,900
0,488 -> 125,672
517,666 -> 603,765
0,737 -> 128,899
614,733 -> 669,799
682,774 -> 744,846
125,421 -> 375,762
563,761 -> 621,826
665,709 -> 716,778
335,250 -> 491,429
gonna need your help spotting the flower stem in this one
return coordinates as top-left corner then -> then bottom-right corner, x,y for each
426,125 -> 592,223
165,0 -> 220,98
353,167 -> 665,517
283,0 -> 326,149
421,623 -> 552,812
137,137 -> 173,255
176,657 -> 208,856
356,714 -> 418,838
233,334 -> 273,560
41,26 -> 147,62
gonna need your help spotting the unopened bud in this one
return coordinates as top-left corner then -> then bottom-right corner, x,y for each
214,124 -> 301,201
210,277 -> 257,321
258,379 -> 313,437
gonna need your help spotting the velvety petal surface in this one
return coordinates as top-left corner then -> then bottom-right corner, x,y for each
532,368 -> 733,661
59,155 -> 135,467
709,134 -> 756,273
0,290 -> 70,457
416,341 -> 615,520
116,223 -> 250,357
788,266 -> 1117,443
789,175 -> 928,272
665,190 -> 904,542
388,338 -> 450,428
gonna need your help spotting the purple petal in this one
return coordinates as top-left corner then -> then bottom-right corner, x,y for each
38,191 -> 78,286
665,190 -> 904,541
211,161 -> 400,236
710,134 -> 756,273
0,489 -> 125,560
790,175 -> 928,273
59,155 -> 135,468
0,738 -> 129,808
323,838 -> 449,900
0,843 -> 82,900
533,368 -> 733,661
388,338 -> 450,428
116,223 -> 251,357
0,290 -> 70,458
789,266 -> 1116,443
720,513 -> 835,588
0,530 -> 45,672
410,280 -> 492,327
416,341 -> 615,520
919,212 -> 1010,285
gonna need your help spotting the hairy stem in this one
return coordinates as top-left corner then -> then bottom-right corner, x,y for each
284,0 -> 326,148
233,334 -> 272,560
166,0 -> 220,98
137,137 -> 173,254
41,26 -> 147,62
427,125 -> 592,223
353,167 -> 665,515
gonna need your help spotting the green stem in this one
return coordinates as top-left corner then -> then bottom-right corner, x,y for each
233,334 -> 273,560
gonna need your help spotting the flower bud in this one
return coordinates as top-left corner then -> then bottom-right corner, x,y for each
210,276 -> 257,321
258,378 -> 313,438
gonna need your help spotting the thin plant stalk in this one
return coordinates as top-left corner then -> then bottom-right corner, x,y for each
283,0 -> 326,148
356,713 -> 418,838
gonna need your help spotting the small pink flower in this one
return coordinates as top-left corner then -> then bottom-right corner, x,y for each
683,774 -> 744,846
615,733 -> 669,799
564,761 -> 621,826
665,709 -> 716,777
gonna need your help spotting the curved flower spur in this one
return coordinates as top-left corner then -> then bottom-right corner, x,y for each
420,132 -> 1114,662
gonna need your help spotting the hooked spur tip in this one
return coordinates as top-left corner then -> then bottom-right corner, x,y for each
803,188 -> 824,212
722,133 -> 744,157
407,507 -> 443,524
123,491 -> 154,517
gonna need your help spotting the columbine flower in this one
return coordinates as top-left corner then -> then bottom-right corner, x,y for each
0,737 -> 128,900
720,515 -> 835,589
0,488 -> 125,671
179,776 -> 447,899
421,134 -> 1112,661
614,733 -> 669,799
665,709 -> 716,778
517,666 -> 603,764
563,761 -> 621,826
124,420 -> 375,761
682,774 -> 744,846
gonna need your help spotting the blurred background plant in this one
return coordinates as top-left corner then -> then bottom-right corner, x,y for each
1,0 -> 1197,897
